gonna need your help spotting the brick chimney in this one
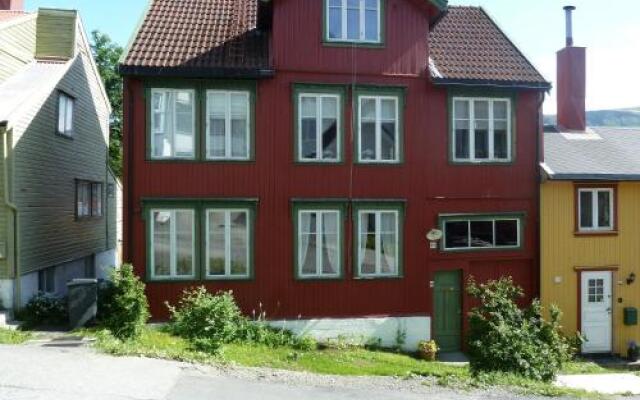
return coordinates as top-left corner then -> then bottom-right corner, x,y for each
0,0 -> 24,10
556,5 -> 586,131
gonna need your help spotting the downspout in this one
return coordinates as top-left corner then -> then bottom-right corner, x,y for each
125,78 -> 134,263
535,91 -> 546,300
1,122 -> 20,311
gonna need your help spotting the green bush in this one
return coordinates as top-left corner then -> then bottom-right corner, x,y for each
19,293 -> 68,328
102,264 -> 149,340
467,276 -> 576,382
167,287 -> 316,352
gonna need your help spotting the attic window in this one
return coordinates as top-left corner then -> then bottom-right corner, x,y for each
326,0 -> 381,44
57,92 -> 74,137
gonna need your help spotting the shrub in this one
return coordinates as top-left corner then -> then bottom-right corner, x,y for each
167,288 -> 243,352
19,293 -> 67,328
102,264 -> 149,340
167,288 -> 317,352
466,276 -> 576,382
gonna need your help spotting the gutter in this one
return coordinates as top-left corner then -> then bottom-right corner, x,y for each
431,78 -> 552,91
0,121 -> 20,311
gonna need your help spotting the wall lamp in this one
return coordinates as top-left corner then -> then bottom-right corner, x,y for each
627,273 -> 636,285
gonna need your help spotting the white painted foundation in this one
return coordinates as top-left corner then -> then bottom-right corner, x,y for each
268,316 -> 431,351
0,279 -> 13,311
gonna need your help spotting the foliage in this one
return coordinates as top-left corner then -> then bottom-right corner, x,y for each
101,265 -> 149,340
417,340 -> 439,361
0,328 -> 32,344
466,276 -> 577,382
167,288 -> 316,352
18,293 -> 67,328
90,31 -> 124,178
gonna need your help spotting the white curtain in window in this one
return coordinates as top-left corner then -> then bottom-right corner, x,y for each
380,212 -> 397,274
299,212 -> 315,274
322,212 -> 338,274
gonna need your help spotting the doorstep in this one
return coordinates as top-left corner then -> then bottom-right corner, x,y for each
437,352 -> 469,365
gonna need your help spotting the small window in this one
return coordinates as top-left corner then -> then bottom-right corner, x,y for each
38,267 -> 56,294
442,215 -> 522,251
206,208 -> 251,279
588,278 -> 605,303
327,0 -> 381,44
150,89 -> 196,159
356,207 -> 401,277
358,94 -> 400,163
296,208 -> 341,278
298,93 -> 341,162
578,188 -> 614,231
76,180 -> 103,218
452,98 -> 512,162
150,209 -> 195,280
206,90 -> 251,160
57,92 -> 74,136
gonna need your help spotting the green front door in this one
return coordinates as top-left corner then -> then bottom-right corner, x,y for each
434,270 -> 462,352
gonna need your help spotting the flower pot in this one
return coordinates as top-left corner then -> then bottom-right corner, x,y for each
628,348 -> 639,362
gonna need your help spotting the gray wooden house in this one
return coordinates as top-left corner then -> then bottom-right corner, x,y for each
0,1 -> 120,314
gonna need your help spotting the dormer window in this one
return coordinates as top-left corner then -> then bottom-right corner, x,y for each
326,0 -> 381,44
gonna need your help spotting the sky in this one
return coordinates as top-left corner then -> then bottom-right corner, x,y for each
25,0 -> 640,114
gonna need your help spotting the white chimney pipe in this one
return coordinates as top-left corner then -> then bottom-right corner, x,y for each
564,5 -> 576,47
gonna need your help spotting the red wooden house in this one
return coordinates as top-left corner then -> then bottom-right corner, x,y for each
120,0 -> 549,351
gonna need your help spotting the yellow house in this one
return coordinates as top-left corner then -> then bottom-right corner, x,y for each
541,127 -> 640,355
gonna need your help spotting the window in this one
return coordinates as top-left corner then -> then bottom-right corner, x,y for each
38,267 -> 56,294
327,0 -> 381,44
206,208 -> 251,279
206,90 -> 251,160
356,206 -> 402,277
588,278 -> 605,303
296,208 -> 342,278
76,181 -> 103,218
452,98 -> 512,162
57,92 -> 74,136
150,89 -> 196,159
441,214 -> 522,250
150,209 -> 195,280
578,188 -> 614,231
297,93 -> 341,162
358,94 -> 400,163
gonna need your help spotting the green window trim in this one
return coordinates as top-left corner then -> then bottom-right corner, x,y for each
447,88 -> 517,165
144,79 -> 257,163
292,83 -> 347,164
353,86 -> 406,165
352,200 -> 405,279
438,212 -> 526,253
142,199 -> 258,282
292,200 -> 348,281
322,0 -> 386,48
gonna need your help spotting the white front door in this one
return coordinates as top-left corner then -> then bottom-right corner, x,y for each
581,271 -> 612,353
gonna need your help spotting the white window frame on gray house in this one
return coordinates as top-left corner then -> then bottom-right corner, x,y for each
149,209 -> 196,280
150,88 -> 196,159
452,97 -> 512,163
57,92 -> 74,137
326,0 -> 381,44
205,90 -> 251,160
578,188 -> 614,232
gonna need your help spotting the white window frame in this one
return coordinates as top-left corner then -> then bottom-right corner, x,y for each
452,97 -> 512,163
205,90 -> 251,161
357,209 -> 400,277
442,217 -> 521,251
57,92 -> 74,137
297,209 -> 342,278
205,208 -> 251,279
326,0 -> 382,44
150,88 -> 196,160
357,95 -> 400,163
298,93 -> 342,162
578,188 -> 614,232
149,209 -> 196,280
76,180 -> 103,218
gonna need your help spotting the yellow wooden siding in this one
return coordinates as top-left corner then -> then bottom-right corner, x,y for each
541,181 -> 640,354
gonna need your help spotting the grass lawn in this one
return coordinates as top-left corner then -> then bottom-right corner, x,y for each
0,328 -> 32,345
80,326 -> 599,398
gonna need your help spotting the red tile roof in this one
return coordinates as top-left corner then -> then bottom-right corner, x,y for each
429,7 -> 549,88
121,0 -> 270,76
0,10 -> 30,23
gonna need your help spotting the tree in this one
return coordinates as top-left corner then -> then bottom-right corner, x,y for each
91,31 -> 124,178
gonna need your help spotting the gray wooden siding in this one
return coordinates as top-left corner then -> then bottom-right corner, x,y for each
11,35 -> 111,274
35,9 -> 76,60
0,16 -> 36,84
0,126 -> 7,278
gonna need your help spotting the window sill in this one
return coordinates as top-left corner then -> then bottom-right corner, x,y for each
204,276 -> 253,281
440,246 -> 522,253
147,277 -> 198,283
354,275 -> 403,280
55,131 -> 74,140
574,230 -> 618,237
322,40 -> 384,49
449,159 -> 513,165
295,275 -> 343,282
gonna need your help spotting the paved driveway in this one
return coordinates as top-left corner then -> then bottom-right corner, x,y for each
0,344 -> 623,400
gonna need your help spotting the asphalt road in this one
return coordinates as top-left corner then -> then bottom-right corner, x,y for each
0,344 -> 597,400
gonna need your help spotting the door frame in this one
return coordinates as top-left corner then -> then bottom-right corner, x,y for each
576,267 -> 617,354
432,269 -> 463,352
